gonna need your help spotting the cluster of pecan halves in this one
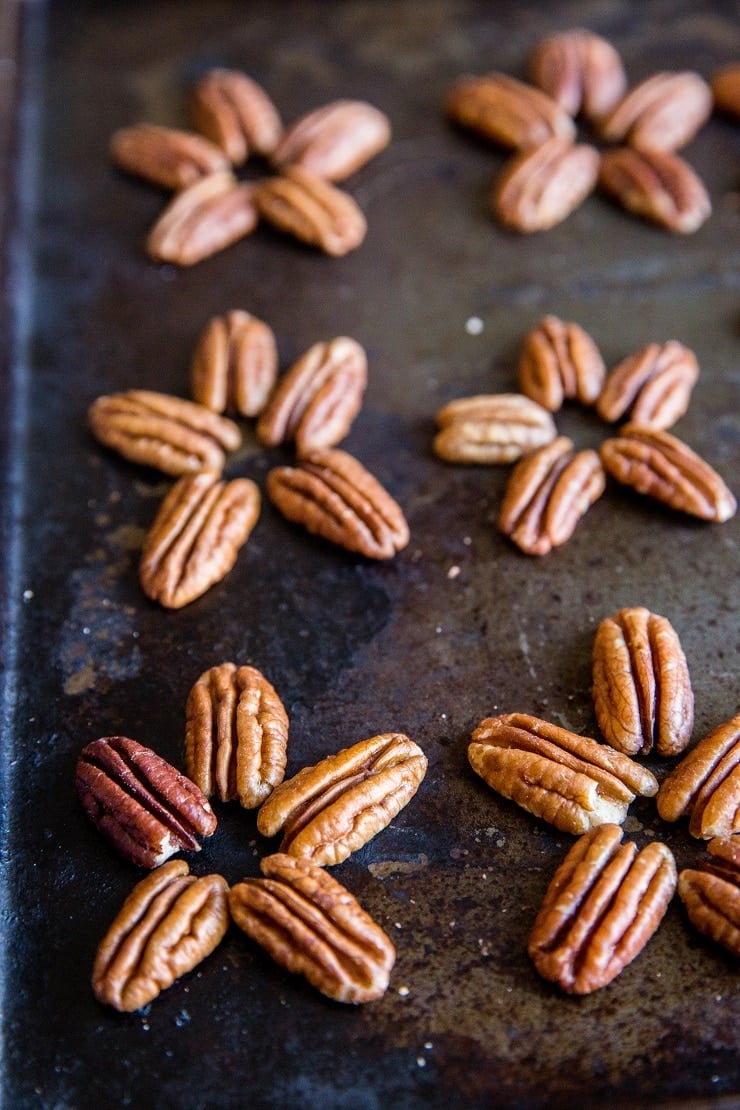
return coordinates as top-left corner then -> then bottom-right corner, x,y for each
110,67 -> 392,263
433,313 -> 736,555
76,661 -> 428,1011
446,28 -> 740,234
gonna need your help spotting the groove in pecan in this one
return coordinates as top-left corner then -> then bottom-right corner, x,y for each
271,99 -> 391,182
711,63 -> 740,120
493,136 -> 600,233
599,71 -> 713,152
446,72 -> 576,149
253,166 -> 367,256
433,393 -> 557,464
528,29 -> 627,122
596,340 -> 699,429
598,146 -> 711,234
109,124 -> 230,191
518,315 -> 605,410
189,68 -> 283,164
146,171 -> 259,265
190,309 -> 278,417
657,714 -> 740,839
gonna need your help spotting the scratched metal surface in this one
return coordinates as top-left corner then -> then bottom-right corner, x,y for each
1,1 -> 739,1107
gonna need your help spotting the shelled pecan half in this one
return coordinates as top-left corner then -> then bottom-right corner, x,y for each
146,171 -> 259,265
271,99 -> 391,182
711,63 -> 740,120
599,71 -> 713,152
657,714 -> 740,839
598,146 -> 711,234
253,166 -> 367,256
596,340 -> 699,429
433,392 -> 556,464
493,137 -> 600,233
446,72 -> 576,149
109,123 -> 230,191
189,68 -> 283,164
528,29 -> 627,122
190,309 -> 278,417
518,315 -> 605,411
678,836 -> 740,958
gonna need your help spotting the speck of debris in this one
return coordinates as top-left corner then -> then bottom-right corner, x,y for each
465,316 -> 484,335
447,565 -> 461,579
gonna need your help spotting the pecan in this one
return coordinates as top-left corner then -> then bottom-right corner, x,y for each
146,171 -> 259,265
266,447 -> 409,560
598,146 -> 711,234
189,68 -> 283,164
229,853 -> 395,1003
75,736 -> 217,868
185,663 -> 289,809
256,336 -> 367,453
596,340 -> 699,429
599,71 -> 713,152
271,99 -> 391,182
498,436 -> 606,555
678,863 -> 740,959
711,63 -> 740,120
446,72 -> 576,149
518,315 -> 605,411
493,137 -> 600,233
139,470 -> 261,609
109,124 -> 230,191
592,606 -> 694,757
88,389 -> 241,477
599,423 -> 737,522
190,309 -> 278,417
253,166 -> 367,257
528,29 -> 627,122
528,824 -> 676,994
469,712 -> 659,835
433,392 -> 557,464
657,714 -> 740,839
256,733 -> 427,866
92,861 -> 229,1011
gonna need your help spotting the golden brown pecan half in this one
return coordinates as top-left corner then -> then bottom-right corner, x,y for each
712,63 -> 740,120
229,853 -> 395,1003
657,714 -> 740,839
185,663 -> 289,809
469,712 -> 658,835
678,865 -> 740,959
253,166 -> 367,256
493,137 -> 600,233
433,392 -> 557,464
266,447 -> 409,559
257,336 -> 367,453
75,736 -> 217,868
596,340 -> 699,429
518,315 -> 606,411
189,68 -> 283,164
190,309 -> 278,417
529,824 -> 676,993
109,124 -> 230,191
598,146 -> 711,234
592,606 -> 694,757
146,171 -> 259,266
599,423 -> 737,522
257,733 -> 427,866
139,470 -> 261,609
446,72 -> 576,149
528,29 -> 627,122
271,99 -> 391,182
599,71 -> 713,151
92,861 -> 229,1011
499,436 -> 606,555
88,389 -> 242,477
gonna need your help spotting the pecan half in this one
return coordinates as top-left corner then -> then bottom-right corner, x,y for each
185,663 -> 289,809
599,71 -> 713,152
229,853 -> 395,1003
712,63 -> 740,120
657,714 -> 740,839
139,470 -> 261,609
446,72 -> 576,149
92,861 -> 229,1011
598,146 -> 711,234
271,99 -> 391,182
88,389 -> 241,477
469,712 -> 659,835
592,606 -> 694,757
189,68 -> 283,164
75,736 -> 217,868
256,733 -> 427,866
253,166 -> 367,256
146,171 -> 259,265
493,137 -> 600,233
518,315 -> 605,410
109,124 -> 230,191
528,824 -> 676,993
433,392 -> 557,464
190,309 -> 278,417
499,436 -> 606,555
257,336 -> 367,453
599,423 -> 737,522
596,340 -> 699,429
266,447 -> 409,559
528,29 -> 627,122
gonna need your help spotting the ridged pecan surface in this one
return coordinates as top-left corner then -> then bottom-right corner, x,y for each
598,146 -> 711,234
189,68 -> 283,164
190,309 -> 278,417
599,71 -> 713,152
109,124 -> 229,190
678,836 -> 740,958
146,171 -> 259,265
433,392 -> 556,465
253,166 -> 367,256
528,29 -> 627,121
446,72 -> 576,149
657,714 -> 740,839
493,137 -> 600,233
596,340 -> 699,429
271,99 -> 391,182
518,315 -> 605,410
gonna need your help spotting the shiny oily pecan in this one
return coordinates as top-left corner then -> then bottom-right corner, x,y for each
599,71 -> 713,152
596,340 -> 699,429
657,714 -> 740,839
678,836 -> 740,958
711,63 -> 740,120
75,736 -> 217,868
528,29 -> 627,122
598,146 -> 711,234
93,861 -> 229,1011
146,171 -> 259,266
529,824 -> 676,994
493,137 -> 600,233
229,853 -> 395,1003
257,336 -> 367,454
190,309 -> 278,418
253,166 -> 367,257
185,663 -> 289,809
189,68 -> 283,164
499,436 -> 606,556
257,733 -> 427,866
592,606 -> 694,757
266,447 -> 409,560
599,423 -> 737,523
271,99 -> 392,182
469,712 -> 659,835
518,315 -> 605,411
446,72 -> 576,149
139,470 -> 261,609
88,389 -> 241,477
433,392 -> 556,464
109,123 -> 230,191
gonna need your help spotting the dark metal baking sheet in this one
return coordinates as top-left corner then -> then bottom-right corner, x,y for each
1,1 -> 739,1107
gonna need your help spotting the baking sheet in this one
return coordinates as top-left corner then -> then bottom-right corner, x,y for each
1,1 -> 739,1107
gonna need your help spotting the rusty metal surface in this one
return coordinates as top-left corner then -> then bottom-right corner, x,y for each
1,1 -> 739,1106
